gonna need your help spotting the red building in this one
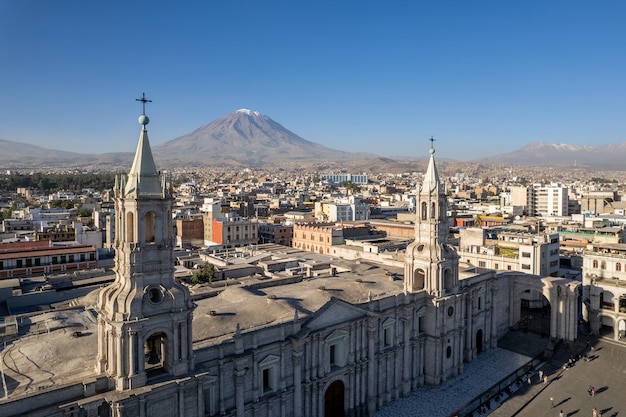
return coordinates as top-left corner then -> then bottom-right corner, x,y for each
0,241 -> 97,279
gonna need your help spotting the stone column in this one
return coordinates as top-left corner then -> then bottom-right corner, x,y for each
128,331 -> 136,377
197,379 -> 206,417
117,329 -> 125,380
96,318 -> 106,371
219,362 -> 226,416
235,368 -> 246,417
490,286 -> 498,348
173,321 -> 180,362
367,318 -> 377,415
293,350 -> 303,417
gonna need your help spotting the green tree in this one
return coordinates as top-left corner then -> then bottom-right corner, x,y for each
191,262 -> 216,285
474,215 -> 483,227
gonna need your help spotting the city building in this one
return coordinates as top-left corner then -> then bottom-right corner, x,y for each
0,113 -> 580,417
0,240 -> 97,279
458,226 -> 560,277
582,242 -> 626,342
323,173 -> 368,185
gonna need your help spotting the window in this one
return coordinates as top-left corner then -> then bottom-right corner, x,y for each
522,264 -> 531,270
601,261 -> 606,270
507,265 -> 512,271
521,252 -> 531,258
35,258 -> 41,266
617,263 -> 622,272
52,256 -> 58,265
478,261 -> 486,268
593,260 -> 598,268
494,263 -> 499,270
325,329 -> 348,372
382,318 -> 395,348
26,258 -> 32,267
203,376 -> 218,416
258,355 -> 279,395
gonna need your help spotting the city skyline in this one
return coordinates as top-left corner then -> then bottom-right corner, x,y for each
1,1 -> 625,161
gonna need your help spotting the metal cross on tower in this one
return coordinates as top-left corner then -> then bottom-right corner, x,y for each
428,136 -> 435,149
136,92 -> 152,115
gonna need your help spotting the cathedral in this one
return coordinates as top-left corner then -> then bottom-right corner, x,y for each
0,106 -> 580,417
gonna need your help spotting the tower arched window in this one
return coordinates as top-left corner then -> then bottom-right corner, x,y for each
145,211 -> 156,243
617,263 -> 621,272
601,261 -> 606,270
431,202 -> 436,219
593,260 -> 598,268
421,202 -> 427,220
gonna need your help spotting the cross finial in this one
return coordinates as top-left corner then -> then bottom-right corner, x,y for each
429,136 -> 435,149
136,92 -> 152,115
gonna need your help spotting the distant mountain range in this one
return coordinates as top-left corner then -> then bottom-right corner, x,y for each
0,111 -> 625,170
480,142 -> 626,169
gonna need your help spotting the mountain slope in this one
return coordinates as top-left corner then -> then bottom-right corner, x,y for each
153,109 -> 372,167
481,141 -> 626,168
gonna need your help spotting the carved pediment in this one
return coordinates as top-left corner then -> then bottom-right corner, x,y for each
304,299 -> 370,331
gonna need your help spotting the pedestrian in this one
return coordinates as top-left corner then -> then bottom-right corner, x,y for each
559,410 -> 563,417
592,407 -> 598,417
588,385 -> 593,396
551,397 -> 555,408
528,376 -> 532,385
539,369 -> 544,381
544,375 -> 549,384
591,386 -> 596,396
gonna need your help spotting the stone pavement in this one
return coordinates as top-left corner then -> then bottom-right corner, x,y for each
490,335 -> 626,417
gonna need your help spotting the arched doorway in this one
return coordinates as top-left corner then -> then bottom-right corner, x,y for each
145,332 -> 167,376
475,329 -> 483,353
324,380 -> 345,417
519,289 -> 551,337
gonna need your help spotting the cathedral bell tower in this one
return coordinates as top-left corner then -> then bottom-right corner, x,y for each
96,94 -> 194,390
404,140 -> 459,296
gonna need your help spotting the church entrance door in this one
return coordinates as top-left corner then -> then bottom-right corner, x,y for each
476,329 -> 483,353
324,380 -> 345,417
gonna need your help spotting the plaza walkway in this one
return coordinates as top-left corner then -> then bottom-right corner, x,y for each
375,331 -> 625,417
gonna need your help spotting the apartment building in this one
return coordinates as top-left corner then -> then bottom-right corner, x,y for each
508,184 -> 569,217
458,226 -> 560,277
292,222 -> 344,254
211,213 -> 258,248
582,242 -> 626,342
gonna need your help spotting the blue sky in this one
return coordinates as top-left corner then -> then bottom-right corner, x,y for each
0,1 -> 624,161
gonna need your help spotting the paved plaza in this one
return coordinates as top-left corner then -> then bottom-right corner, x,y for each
375,331 -> 626,417
491,336 -> 625,417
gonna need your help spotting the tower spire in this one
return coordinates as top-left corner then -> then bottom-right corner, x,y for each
124,94 -> 162,197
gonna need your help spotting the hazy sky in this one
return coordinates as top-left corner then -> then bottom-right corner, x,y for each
1,1 -> 624,161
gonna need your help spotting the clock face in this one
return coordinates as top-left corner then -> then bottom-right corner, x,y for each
448,306 -> 454,316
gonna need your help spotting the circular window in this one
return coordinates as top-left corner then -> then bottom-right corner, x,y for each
148,287 -> 164,304
448,306 -> 454,316
446,346 -> 452,358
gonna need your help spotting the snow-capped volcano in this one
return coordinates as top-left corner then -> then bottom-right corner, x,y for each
153,109 -> 367,167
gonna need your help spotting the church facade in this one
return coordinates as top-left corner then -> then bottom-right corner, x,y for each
0,109 -> 580,417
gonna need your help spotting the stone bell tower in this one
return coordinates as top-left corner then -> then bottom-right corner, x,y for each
404,140 -> 459,296
96,94 -> 194,390
404,140 -> 464,384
